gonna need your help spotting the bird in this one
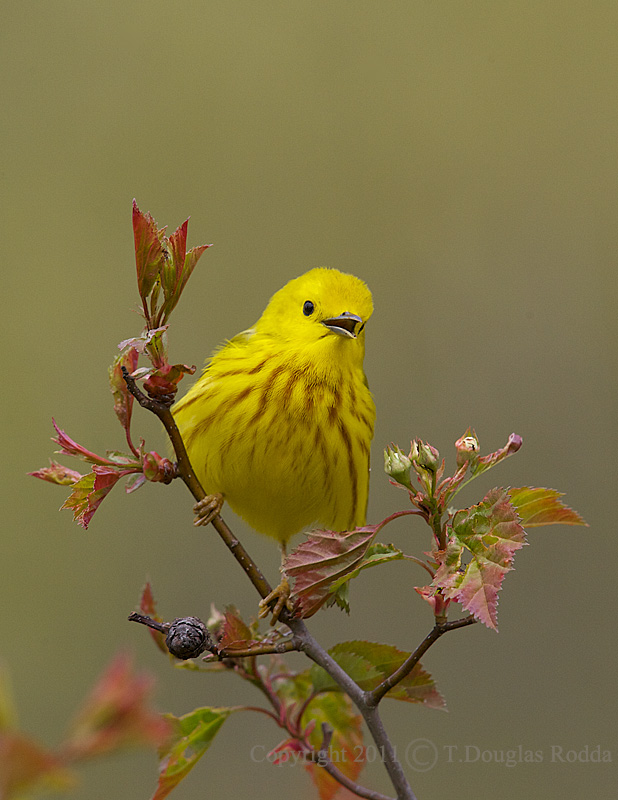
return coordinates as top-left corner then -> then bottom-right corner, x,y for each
172,267 -> 375,620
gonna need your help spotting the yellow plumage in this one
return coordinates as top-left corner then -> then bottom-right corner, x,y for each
173,267 -> 375,545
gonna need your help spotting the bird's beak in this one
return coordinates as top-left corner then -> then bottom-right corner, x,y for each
321,312 -> 364,338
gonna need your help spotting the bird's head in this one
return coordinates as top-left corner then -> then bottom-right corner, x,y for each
256,268 -> 373,365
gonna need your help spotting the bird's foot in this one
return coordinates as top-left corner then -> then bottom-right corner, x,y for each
193,493 -> 224,526
259,576 -> 294,624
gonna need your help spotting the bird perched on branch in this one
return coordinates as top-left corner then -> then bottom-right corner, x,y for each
172,267 -> 375,620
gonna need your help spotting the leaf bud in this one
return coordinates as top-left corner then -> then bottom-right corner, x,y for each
165,617 -> 214,660
384,445 -> 413,489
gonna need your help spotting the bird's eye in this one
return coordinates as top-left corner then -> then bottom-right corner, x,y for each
303,300 -> 315,316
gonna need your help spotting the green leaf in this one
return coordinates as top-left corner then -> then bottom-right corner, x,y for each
310,641 -> 445,709
433,488 -> 526,629
508,486 -> 587,527
152,707 -> 236,800
329,542 -> 407,594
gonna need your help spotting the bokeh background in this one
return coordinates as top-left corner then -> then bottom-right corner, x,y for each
3,2 -> 616,798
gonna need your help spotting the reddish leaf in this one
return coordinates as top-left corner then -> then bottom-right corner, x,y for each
218,607 -> 254,650
0,731 -> 74,799
28,460 -> 83,486
508,486 -> 587,527
286,526 -> 379,618
140,583 -> 168,655
109,346 -> 139,435
60,466 -> 127,529
132,200 -> 167,301
310,642 -> 445,709
152,707 -> 234,800
433,488 -> 526,630
51,418 -> 111,466
65,653 -> 171,760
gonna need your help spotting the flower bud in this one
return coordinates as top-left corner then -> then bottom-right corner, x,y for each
165,617 -> 214,660
384,445 -> 413,489
410,440 -> 440,472
455,431 -> 480,468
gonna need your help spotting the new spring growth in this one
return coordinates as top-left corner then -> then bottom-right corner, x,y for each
384,445 -> 413,489
455,430 -> 480,468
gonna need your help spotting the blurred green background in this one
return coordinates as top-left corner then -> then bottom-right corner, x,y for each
3,2 -> 616,798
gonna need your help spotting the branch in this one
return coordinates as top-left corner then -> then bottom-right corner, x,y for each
367,615 -> 477,706
121,367 -> 273,601
289,619 -> 418,800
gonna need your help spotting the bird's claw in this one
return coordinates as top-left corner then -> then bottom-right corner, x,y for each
259,576 -> 294,624
193,493 -> 224,526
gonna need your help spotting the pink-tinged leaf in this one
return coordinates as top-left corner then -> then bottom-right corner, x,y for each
218,607 -> 253,651
310,642 -> 445,709
152,707 -> 235,800
286,526 -> 380,618
433,488 -> 526,629
65,653 -> 171,761
109,346 -> 139,436
51,419 -> 111,466
140,583 -> 168,655
28,460 -> 83,486
60,466 -> 129,529
0,731 -> 75,799
132,200 -> 167,301
508,486 -> 587,528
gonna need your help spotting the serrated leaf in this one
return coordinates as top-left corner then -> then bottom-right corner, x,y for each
152,707 -> 235,800
310,642 -> 445,709
329,542 -> 407,594
60,467 -> 122,529
508,486 -> 587,527
433,488 -> 526,629
218,607 -> 253,650
286,526 -> 379,618
132,200 -> 167,301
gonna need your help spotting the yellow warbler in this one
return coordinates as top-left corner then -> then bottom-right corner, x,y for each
173,267 -> 375,611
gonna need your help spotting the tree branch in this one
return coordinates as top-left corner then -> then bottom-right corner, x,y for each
367,615 -> 477,706
289,619 -> 418,800
121,367 -> 273,601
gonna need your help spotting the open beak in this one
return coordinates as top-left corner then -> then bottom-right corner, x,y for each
321,312 -> 363,339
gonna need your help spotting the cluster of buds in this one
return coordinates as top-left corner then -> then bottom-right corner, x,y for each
384,439 -> 442,498
385,429 -> 524,525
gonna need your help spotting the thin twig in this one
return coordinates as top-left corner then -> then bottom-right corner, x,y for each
367,615 -> 477,706
217,640 -> 298,658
